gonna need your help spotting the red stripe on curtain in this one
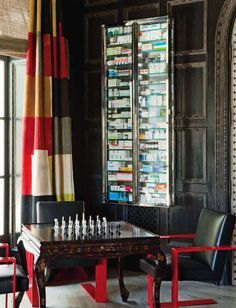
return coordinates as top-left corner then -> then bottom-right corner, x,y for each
43,34 -> 53,76
33,117 -> 53,154
22,117 -> 53,195
26,32 -> 36,76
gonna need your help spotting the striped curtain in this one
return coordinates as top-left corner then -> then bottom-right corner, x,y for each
21,0 -> 75,224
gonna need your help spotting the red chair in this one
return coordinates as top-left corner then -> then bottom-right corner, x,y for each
140,208 -> 236,308
0,242 -> 28,308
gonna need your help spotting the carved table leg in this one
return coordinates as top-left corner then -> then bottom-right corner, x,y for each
35,258 -> 46,308
153,250 -> 167,308
118,257 -> 129,302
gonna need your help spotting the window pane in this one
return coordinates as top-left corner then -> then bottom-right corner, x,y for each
16,120 -> 22,175
0,178 -> 4,235
0,61 -> 4,117
13,60 -> 25,233
15,176 -> 21,232
0,120 -> 4,176
15,62 -> 25,119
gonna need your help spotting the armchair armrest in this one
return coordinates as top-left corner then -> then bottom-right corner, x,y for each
160,234 -> 195,240
0,243 -> 9,257
170,245 -> 236,306
171,245 -> 236,255
0,257 -> 16,307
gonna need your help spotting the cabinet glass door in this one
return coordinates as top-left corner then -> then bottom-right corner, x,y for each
137,17 -> 171,206
102,25 -> 134,203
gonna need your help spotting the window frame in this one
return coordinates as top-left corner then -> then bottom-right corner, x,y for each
0,56 -> 25,244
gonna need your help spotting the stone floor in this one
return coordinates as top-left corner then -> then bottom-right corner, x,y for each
1,271 -> 236,307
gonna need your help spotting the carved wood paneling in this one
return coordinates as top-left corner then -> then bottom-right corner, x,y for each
175,62 -> 206,120
230,11 -> 236,286
168,0 -> 207,55
176,128 -> 206,183
215,0 -> 236,211
84,10 -> 118,63
124,3 -> 160,21
84,70 -> 101,121
84,0 -> 117,7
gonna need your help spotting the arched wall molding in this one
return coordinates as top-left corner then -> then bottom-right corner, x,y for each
216,0 -> 236,210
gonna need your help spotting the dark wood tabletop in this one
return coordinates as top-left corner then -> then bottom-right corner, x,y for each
20,221 -> 161,308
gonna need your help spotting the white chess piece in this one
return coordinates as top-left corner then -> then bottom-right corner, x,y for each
62,216 -> 66,229
68,216 -> 73,229
54,218 -> 59,229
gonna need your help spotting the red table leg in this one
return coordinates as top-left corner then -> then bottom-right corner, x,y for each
26,251 -> 39,307
81,258 -> 107,302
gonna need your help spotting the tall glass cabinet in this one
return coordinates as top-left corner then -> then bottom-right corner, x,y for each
102,16 -> 174,207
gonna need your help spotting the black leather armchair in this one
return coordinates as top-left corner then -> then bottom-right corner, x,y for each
140,208 -> 236,308
0,241 -> 28,308
36,201 -> 98,283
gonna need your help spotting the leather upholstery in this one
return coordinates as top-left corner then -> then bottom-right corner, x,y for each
140,208 -> 236,284
192,209 -> 236,278
140,254 -> 219,282
0,264 -> 28,294
36,201 -> 85,224
36,201 -> 97,269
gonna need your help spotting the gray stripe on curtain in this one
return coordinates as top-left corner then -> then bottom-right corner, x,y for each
54,117 -> 73,154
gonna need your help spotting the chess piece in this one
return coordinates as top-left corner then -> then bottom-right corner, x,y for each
82,212 -> 86,227
54,218 -> 59,229
68,216 -> 73,229
62,216 -> 66,229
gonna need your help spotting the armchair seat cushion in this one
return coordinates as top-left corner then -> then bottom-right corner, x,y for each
140,254 -> 218,282
0,264 -> 28,294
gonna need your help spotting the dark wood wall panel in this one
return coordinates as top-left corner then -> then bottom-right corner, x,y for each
170,193 -> 207,233
85,70 -> 101,121
124,3 -> 160,20
168,0 -> 206,54
85,129 -> 102,176
84,10 -> 118,63
80,0 -> 229,238
85,0 -> 117,7
175,63 -> 206,120
176,128 -> 206,183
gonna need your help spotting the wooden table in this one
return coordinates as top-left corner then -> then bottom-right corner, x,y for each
20,221 -> 162,308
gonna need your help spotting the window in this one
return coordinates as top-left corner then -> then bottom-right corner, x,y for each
0,56 -> 25,239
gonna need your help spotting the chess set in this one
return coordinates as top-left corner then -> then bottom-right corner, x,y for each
53,213 -> 122,240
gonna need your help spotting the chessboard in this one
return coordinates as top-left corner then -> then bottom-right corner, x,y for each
53,214 -> 122,240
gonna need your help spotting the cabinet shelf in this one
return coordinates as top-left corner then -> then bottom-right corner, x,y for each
103,17 -> 174,207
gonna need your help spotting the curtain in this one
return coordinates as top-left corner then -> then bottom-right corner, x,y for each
21,0 -> 75,224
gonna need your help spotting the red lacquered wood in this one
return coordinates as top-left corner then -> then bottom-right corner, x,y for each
160,234 -> 195,240
81,258 -> 107,303
168,245 -> 236,308
172,245 -> 236,254
95,258 -> 107,302
26,251 -> 39,307
0,243 -> 9,257
147,274 -> 154,308
161,299 -> 217,307
171,249 -> 178,308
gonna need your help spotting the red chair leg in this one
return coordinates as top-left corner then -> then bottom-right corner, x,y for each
5,294 -> 8,308
172,249 -> 179,308
147,274 -> 154,308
